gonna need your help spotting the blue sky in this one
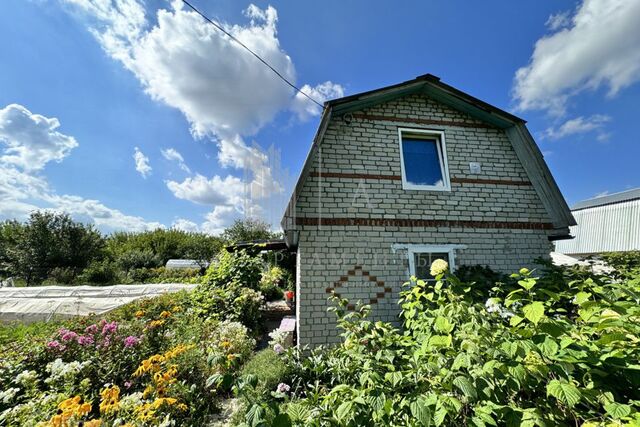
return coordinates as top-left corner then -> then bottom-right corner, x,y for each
1,0 -> 639,234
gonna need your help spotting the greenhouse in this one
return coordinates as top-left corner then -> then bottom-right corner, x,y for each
0,283 -> 196,323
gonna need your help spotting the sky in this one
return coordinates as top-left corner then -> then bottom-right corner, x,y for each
1,0 -> 639,234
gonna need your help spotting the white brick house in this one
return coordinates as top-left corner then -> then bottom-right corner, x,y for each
281,74 -> 575,347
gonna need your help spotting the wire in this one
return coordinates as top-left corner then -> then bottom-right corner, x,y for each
181,0 -> 324,109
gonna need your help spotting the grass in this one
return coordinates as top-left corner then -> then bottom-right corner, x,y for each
240,348 -> 288,394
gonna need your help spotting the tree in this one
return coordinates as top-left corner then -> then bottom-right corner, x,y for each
220,218 -> 277,243
0,212 -> 105,285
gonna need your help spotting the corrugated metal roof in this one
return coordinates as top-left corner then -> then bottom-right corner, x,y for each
555,198 -> 640,255
572,188 -> 640,210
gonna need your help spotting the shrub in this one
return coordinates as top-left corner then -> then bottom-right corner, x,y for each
259,266 -> 286,301
203,249 -> 262,290
76,260 -> 121,285
259,281 -> 284,302
116,249 -> 162,272
247,263 -> 640,426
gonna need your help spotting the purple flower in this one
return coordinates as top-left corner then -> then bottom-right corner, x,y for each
273,344 -> 285,354
85,324 -> 98,335
101,321 -> 118,336
124,381 -> 132,389
76,335 -> 95,346
276,383 -> 290,394
123,336 -> 141,348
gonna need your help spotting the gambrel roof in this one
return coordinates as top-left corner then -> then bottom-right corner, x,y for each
282,74 -> 576,239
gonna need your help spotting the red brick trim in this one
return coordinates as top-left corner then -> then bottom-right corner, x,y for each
325,264 -> 390,310
309,171 -> 531,186
309,171 -> 401,180
296,216 -> 554,230
451,177 -> 532,186
352,113 -> 495,129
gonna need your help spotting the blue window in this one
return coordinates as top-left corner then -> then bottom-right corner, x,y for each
398,129 -> 450,191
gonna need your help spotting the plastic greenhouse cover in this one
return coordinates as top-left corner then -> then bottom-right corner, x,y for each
0,283 -> 196,323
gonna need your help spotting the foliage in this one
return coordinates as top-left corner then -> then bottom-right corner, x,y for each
76,260 -> 121,285
0,212 -> 105,285
192,282 -> 264,331
106,228 -> 222,267
116,249 -> 163,273
240,349 -> 289,396
203,249 -> 263,290
245,262 -> 640,426
600,251 -> 640,279
259,266 -> 287,301
221,218 -> 277,244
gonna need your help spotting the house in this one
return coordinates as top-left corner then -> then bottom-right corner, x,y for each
281,74 -> 576,347
555,188 -> 640,257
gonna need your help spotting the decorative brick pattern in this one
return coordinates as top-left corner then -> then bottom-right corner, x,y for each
295,216 -> 553,230
308,171 -> 532,187
324,265 -> 390,308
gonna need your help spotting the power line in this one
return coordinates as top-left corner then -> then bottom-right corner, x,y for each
181,0 -> 324,109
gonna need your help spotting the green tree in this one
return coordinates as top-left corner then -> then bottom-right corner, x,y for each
220,218 -> 276,243
0,212 -> 105,285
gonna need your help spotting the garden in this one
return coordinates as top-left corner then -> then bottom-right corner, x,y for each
1,249 -> 639,426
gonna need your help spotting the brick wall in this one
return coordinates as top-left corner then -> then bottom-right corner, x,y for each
291,94 -> 555,347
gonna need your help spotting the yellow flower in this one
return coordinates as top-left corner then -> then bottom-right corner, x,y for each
171,305 -> 181,313
84,420 -> 102,427
99,385 -> 120,414
227,354 -> 235,361
135,310 -> 145,318
220,340 -> 231,349
148,319 -> 165,329
160,310 -> 172,319
430,259 -> 449,277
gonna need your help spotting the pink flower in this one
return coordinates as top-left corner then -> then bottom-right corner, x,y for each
124,381 -> 132,389
76,335 -> 95,346
123,336 -> 141,348
101,321 -> 118,336
273,344 -> 285,354
85,324 -> 98,335
61,330 -> 78,342
46,340 -> 61,349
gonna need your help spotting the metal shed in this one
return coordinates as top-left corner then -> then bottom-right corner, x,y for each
555,188 -> 640,256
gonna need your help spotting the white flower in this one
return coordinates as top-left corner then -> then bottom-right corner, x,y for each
15,370 -> 37,386
0,387 -> 19,404
276,383 -> 290,393
430,259 -> 449,277
485,298 -> 501,313
273,344 -> 285,354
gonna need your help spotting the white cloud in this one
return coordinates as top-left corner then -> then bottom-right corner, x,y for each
161,147 -> 190,173
593,190 -> 610,198
291,81 -> 345,120
133,146 -> 151,178
0,104 -> 78,171
514,0 -> 640,115
171,218 -> 199,232
0,104 -> 163,232
542,114 -> 611,140
166,174 -> 245,206
201,205 -> 238,235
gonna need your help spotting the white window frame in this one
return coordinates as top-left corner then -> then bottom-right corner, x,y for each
397,128 -> 451,191
392,243 -> 466,278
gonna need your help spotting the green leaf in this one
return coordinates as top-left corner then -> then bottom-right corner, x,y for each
429,334 -> 452,348
523,301 -> 545,325
385,371 -> 403,387
535,335 -> 559,357
335,401 -> 353,422
272,414 -> 292,427
546,380 -> 581,407
509,315 -> 524,327
410,397 -> 433,426
435,316 -> 454,333
453,376 -> 477,401
245,404 -> 265,427
518,278 -> 536,290
573,291 -> 592,305
604,402 -> 632,418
